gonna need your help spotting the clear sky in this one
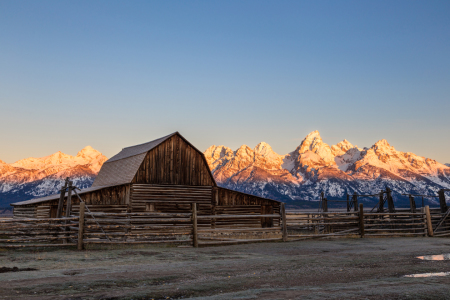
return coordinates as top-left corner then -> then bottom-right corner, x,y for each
1,1 -> 449,164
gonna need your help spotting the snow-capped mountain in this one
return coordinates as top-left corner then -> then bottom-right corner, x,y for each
0,146 -> 107,206
205,131 -> 450,206
2,134 -> 448,208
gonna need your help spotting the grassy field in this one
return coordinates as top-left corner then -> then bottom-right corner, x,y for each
1,237 -> 450,299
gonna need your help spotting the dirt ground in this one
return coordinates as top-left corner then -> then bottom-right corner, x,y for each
1,237 -> 450,299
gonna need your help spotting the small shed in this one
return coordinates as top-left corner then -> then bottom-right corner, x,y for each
11,132 -> 281,227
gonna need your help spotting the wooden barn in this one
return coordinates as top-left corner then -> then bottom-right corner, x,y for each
11,132 -> 280,228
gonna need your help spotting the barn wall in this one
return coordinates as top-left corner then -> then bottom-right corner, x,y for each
132,135 -> 215,186
36,204 -> 57,218
130,184 -> 213,227
215,187 -> 281,227
13,185 -> 131,218
13,206 -> 37,219
12,185 -> 280,229
78,185 -> 130,206
216,187 -> 280,207
71,184 -> 131,214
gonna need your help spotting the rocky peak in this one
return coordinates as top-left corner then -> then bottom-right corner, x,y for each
252,142 -> 284,170
76,146 -> 101,159
295,130 -> 334,164
446,163 -> 450,167
331,139 -> 355,156
254,142 -> 274,156
337,139 -> 354,150
235,145 -> 253,158
0,159 -> 5,165
373,139 -> 392,149
204,145 -> 234,165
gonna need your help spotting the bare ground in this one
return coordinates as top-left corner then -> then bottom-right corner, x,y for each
1,237 -> 450,299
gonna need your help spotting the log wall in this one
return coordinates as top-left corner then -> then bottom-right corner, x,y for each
80,185 -> 130,206
12,206 -> 37,219
132,135 -> 215,186
130,184 -> 213,227
215,188 -> 281,228
13,184 -> 281,226
13,185 -> 131,219
72,205 -> 128,214
217,187 -> 280,207
36,205 -> 57,218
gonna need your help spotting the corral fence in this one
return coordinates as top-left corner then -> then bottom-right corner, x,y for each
0,216 -> 80,248
284,205 -> 433,240
2,198 -> 450,249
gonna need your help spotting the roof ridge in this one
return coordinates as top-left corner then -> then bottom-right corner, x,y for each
121,132 -> 178,150
106,132 -> 178,163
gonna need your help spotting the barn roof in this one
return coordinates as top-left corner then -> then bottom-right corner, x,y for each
91,131 -> 215,187
91,132 -> 178,187
10,185 -> 111,206
107,132 -> 176,162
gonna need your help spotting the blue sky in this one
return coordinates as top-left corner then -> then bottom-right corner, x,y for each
1,1 -> 449,163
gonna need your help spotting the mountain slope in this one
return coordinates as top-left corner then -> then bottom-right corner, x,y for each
0,147 -> 107,207
205,131 -> 450,205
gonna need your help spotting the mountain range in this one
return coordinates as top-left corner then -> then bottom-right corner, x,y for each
1,132 -> 449,208
0,146 -> 107,207
204,131 -> 450,207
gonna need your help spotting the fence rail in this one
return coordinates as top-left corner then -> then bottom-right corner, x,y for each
2,202 -> 450,249
0,217 -> 79,248
284,204 -> 438,240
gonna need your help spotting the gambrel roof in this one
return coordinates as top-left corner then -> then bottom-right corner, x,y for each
92,132 -> 177,187
92,131 -> 215,187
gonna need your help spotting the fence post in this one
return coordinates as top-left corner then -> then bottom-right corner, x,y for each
425,205 -> 433,237
378,190 -> 384,213
322,198 -> 328,212
353,193 -> 358,212
438,190 -> 448,213
386,187 -> 395,213
409,195 -> 416,213
281,203 -> 287,242
192,203 -> 198,248
346,194 -> 350,212
65,181 -> 73,217
56,178 -> 68,218
77,202 -> 85,250
63,181 -> 73,244
359,203 -> 364,238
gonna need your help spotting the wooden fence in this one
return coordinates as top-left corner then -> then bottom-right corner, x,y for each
429,207 -> 450,237
196,214 -> 282,246
285,211 -> 360,241
2,202 -> 450,249
0,216 -> 79,248
284,204 -> 435,240
81,211 -> 194,246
